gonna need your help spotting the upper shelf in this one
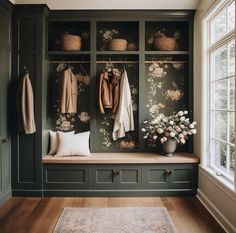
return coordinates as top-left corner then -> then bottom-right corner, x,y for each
48,21 -> 91,52
145,21 -> 189,52
47,20 -> 190,54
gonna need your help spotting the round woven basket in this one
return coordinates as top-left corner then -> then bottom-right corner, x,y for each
108,39 -> 127,51
60,34 -> 82,51
154,37 -> 176,51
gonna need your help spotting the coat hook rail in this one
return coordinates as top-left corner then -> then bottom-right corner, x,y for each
47,61 -> 90,64
96,61 -> 139,64
144,61 -> 187,64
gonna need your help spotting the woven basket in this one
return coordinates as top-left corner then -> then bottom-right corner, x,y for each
108,39 -> 128,51
60,34 -> 81,51
154,37 -> 176,51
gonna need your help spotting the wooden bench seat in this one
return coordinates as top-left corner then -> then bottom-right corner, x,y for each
43,152 -> 200,164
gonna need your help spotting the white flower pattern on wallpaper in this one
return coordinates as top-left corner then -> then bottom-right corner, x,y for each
78,111 -> 90,123
145,60 -> 186,147
56,114 -> 75,131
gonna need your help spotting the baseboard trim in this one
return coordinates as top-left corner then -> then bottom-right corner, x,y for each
44,189 -> 197,197
12,189 -> 43,197
197,189 -> 236,233
0,190 -> 12,206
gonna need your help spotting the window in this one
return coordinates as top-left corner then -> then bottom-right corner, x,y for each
203,0 -> 235,184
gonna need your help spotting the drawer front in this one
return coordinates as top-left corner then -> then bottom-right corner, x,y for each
43,165 -> 90,189
118,166 -> 142,188
145,165 -> 169,188
169,164 -> 198,189
92,165 -> 119,188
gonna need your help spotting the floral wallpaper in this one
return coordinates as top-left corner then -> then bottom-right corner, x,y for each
95,63 -> 139,151
50,63 -> 90,133
145,57 -> 188,148
49,56 -> 189,151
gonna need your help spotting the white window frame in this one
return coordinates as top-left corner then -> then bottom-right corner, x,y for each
201,0 -> 235,188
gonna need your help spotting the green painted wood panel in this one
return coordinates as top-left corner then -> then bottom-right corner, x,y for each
43,164 -> 90,189
42,163 -> 197,195
0,0 -> 12,205
11,5 -> 49,196
118,166 -> 142,188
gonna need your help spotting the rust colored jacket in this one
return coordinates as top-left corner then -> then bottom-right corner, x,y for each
60,67 -> 77,113
98,71 -> 119,114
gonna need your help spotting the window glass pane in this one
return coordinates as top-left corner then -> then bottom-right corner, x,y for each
211,9 -> 227,43
215,140 -> 227,170
230,146 -> 235,178
214,111 -> 227,141
229,77 -> 235,110
229,112 -> 235,143
214,79 -> 227,109
228,1 -> 235,32
229,40 -> 235,76
214,46 -> 227,80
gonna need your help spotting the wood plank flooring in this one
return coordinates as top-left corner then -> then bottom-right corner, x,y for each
0,197 -> 225,233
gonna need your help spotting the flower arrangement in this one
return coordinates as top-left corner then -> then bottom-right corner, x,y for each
141,110 -> 197,145
99,29 -> 119,50
99,29 -> 119,42
147,28 -> 181,45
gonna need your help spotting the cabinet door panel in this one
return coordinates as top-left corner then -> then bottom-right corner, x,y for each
118,166 -> 142,188
169,164 -> 197,189
44,165 -> 89,189
92,165 -> 118,188
145,165 -> 169,188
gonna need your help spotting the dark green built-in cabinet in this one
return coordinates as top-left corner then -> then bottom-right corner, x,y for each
11,5 -> 49,196
9,4 -> 196,197
0,0 -> 12,205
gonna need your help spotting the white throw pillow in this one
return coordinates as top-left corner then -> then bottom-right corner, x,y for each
48,130 -> 74,155
55,131 -> 91,157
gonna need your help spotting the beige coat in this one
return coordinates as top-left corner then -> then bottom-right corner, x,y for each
60,67 -> 78,113
17,74 -> 36,134
112,70 -> 134,140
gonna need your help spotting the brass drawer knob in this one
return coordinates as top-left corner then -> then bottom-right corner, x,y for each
1,138 -> 8,144
164,169 -> 173,175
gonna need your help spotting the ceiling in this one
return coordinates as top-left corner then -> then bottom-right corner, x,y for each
9,0 -> 200,9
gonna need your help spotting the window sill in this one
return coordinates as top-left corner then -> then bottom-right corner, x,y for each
199,165 -> 236,201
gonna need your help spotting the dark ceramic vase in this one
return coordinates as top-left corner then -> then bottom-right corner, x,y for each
162,138 -> 177,157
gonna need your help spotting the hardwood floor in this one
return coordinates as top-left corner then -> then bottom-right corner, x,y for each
0,197 -> 225,233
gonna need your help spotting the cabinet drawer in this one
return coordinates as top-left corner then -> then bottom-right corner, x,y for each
91,165 -> 142,189
169,164 -> 198,189
118,166 -> 142,188
43,165 -> 90,189
92,165 -> 118,188
145,165 -> 169,188
145,164 -> 198,190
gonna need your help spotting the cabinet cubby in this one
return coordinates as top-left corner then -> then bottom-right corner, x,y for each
45,11 -> 194,153
48,21 -> 90,52
96,21 -> 139,51
145,21 -> 189,51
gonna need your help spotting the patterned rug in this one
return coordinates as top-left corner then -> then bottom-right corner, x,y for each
53,207 -> 178,233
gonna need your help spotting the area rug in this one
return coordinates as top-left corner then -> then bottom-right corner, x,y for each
53,207 -> 178,233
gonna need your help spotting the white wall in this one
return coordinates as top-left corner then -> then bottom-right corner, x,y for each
13,0 -> 199,9
194,0 -> 236,232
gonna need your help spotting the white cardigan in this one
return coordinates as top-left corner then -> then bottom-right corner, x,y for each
112,69 -> 134,140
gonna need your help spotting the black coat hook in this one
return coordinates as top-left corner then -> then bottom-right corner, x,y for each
23,66 -> 29,75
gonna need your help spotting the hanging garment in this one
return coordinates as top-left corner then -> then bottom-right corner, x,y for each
98,71 -> 119,114
60,67 -> 78,113
17,73 -> 36,134
112,69 -> 134,140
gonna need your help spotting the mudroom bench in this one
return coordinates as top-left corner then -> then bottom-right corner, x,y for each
42,153 -> 200,197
